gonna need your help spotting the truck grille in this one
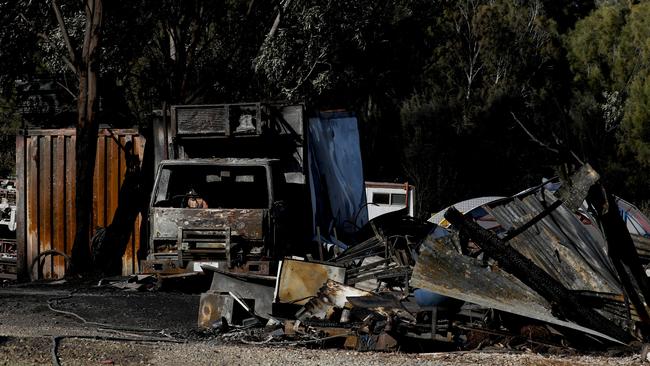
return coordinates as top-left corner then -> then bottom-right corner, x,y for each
178,228 -> 231,264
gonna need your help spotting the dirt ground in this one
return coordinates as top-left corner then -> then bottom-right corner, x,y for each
0,281 -> 644,366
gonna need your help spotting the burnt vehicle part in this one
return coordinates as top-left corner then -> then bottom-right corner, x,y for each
198,263 -> 276,327
145,159 -> 286,273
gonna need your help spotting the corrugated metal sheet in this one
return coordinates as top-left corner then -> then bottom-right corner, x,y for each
485,190 -> 622,294
411,232 -> 624,344
16,128 -> 145,280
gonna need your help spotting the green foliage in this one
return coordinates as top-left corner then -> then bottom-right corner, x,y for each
254,0 -> 428,105
102,0 -> 276,125
567,1 -> 650,176
400,94 -> 460,217
399,0 -> 567,214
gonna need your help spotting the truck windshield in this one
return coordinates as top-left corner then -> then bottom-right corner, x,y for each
153,165 -> 270,209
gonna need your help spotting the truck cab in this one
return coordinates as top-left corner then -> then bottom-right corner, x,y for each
143,103 -> 306,274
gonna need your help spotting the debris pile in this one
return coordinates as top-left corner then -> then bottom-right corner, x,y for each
196,164 -> 650,354
0,177 -> 17,282
0,239 -> 16,281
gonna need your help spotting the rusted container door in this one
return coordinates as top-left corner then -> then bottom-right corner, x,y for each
16,128 -> 145,280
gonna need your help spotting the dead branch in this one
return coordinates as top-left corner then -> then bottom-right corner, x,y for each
510,111 -> 559,154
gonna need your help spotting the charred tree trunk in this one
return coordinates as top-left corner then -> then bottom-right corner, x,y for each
92,141 -> 143,275
587,184 -> 650,330
53,0 -> 103,274
71,80 -> 99,273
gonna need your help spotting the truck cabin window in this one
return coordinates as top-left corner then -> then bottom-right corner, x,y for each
154,165 -> 269,209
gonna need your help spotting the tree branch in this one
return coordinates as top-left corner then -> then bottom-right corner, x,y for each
56,81 -> 77,99
510,111 -> 559,154
51,0 -> 78,71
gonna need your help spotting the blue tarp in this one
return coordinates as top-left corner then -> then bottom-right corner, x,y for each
308,111 -> 368,241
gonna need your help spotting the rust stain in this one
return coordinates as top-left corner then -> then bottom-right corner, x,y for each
93,135 -> 106,230
53,136 -> 66,277
106,136 -> 119,225
39,136 -> 53,278
65,135 -> 76,272
277,260 -> 346,305
26,137 -> 39,280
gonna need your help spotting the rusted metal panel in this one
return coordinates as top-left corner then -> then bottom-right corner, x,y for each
151,208 -> 265,240
26,136 -> 38,279
275,259 -> 346,305
16,128 -> 145,280
53,136 -> 66,276
198,292 -> 236,329
65,135 -> 76,263
93,135 -> 106,229
107,135 -> 119,225
140,259 -> 186,274
202,264 -> 276,319
39,136 -> 52,278
132,214 -> 141,275
24,129 -> 140,137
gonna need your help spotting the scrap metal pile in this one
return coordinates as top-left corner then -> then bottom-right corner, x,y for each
197,164 -> 650,353
0,177 -> 17,281
0,238 -> 16,280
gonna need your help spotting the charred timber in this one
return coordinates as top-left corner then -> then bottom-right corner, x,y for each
587,185 -> 650,328
444,207 -> 633,343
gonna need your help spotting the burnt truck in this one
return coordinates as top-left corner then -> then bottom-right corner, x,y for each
143,103 -> 310,275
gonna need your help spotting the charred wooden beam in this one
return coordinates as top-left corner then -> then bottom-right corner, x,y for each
587,185 -> 650,328
444,207 -> 633,343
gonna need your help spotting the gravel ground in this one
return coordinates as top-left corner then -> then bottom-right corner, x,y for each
0,284 -> 644,365
0,338 -> 642,366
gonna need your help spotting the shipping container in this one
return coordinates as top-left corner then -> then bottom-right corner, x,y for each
16,128 -> 145,280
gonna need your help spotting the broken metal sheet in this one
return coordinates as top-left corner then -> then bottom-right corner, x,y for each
485,190 -> 622,294
347,256 -> 383,291
274,259 -> 346,305
616,196 -> 650,239
100,274 -> 156,291
429,196 -> 506,228
411,233 -> 625,344
296,280 -> 373,320
198,292 -> 237,328
633,235 -> 650,264
347,294 -> 417,323
202,264 -> 276,318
